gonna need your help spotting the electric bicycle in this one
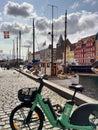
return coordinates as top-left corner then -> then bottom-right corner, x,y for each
10,75 -> 98,130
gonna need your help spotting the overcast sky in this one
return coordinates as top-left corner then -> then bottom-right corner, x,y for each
0,0 -> 98,60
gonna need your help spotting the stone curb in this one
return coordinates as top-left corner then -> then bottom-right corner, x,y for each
16,69 -> 98,105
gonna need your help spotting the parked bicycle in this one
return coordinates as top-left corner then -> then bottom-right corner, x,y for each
10,74 -> 98,130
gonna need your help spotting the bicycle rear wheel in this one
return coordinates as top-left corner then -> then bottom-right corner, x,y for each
10,103 -> 44,130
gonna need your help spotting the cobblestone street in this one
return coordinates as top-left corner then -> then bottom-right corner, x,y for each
0,68 -> 66,130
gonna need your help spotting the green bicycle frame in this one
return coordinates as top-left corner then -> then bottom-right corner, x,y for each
58,103 -> 93,130
30,93 -> 93,130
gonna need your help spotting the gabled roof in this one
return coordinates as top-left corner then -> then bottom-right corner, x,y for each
64,38 -> 71,46
70,44 -> 75,51
57,35 -> 64,45
78,35 -> 95,43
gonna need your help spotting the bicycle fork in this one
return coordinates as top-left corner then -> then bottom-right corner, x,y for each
25,101 -> 37,124
25,110 -> 32,124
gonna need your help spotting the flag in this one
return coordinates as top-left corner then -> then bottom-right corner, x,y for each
42,41 -> 46,46
3,31 -> 9,38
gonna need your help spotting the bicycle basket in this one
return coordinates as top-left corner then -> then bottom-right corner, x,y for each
18,87 -> 37,102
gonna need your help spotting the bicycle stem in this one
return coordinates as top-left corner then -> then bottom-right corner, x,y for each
72,90 -> 77,101
37,78 -> 44,94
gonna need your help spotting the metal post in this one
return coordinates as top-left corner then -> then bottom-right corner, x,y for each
64,10 -> 67,73
51,5 -> 54,76
16,36 -> 18,66
48,4 -> 57,76
13,40 -> 15,60
19,30 -> 21,60
33,18 -> 35,60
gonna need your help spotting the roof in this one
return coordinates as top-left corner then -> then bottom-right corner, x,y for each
78,35 -> 96,42
95,32 -> 98,40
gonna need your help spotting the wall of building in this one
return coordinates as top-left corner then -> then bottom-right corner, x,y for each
66,45 -> 74,64
28,52 -> 33,63
74,35 -> 96,65
96,40 -> 98,61
28,33 -> 98,67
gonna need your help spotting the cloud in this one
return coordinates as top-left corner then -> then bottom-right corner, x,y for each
83,0 -> 96,5
4,1 -> 36,18
35,10 -> 98,35
34,10 -> 98,44
66,11 -> 98,36
67,10 -> 98,42
0,12 -> 3,21
36,17 -> 51,35
1,1 -> 98,44
0,22 -> 31,35
70,2 -> 79,9
35,16 -> 64,39
79,11 -> 98,31
22,40 -> 32,48
35,17 -> 63,44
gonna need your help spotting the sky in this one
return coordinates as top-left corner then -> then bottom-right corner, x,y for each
0,0 -> 98,60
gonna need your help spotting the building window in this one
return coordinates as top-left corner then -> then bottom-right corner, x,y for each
41,63 -> 45,67
82,44 -> 86,48
93,41 -> 95,46
47,63 -> 50,67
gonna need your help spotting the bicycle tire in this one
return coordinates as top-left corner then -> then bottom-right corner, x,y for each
10,103 -> 44,130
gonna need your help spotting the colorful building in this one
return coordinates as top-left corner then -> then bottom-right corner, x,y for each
56,35 -> 74,65
74,35 -> 96,65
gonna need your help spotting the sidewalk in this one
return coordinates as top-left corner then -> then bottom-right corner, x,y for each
0,68 -> 66,130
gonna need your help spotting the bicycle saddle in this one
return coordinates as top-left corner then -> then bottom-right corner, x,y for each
69,84 -> 84,92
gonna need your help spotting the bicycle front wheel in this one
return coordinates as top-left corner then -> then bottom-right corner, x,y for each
10,103 -> 44,130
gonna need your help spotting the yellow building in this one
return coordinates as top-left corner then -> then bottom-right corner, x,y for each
66,44 -> 74,64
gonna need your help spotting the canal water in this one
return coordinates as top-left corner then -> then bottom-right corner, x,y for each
79,76 -> 98,100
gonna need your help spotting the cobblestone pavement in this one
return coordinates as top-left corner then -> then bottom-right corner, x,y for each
0,68 -> 67,130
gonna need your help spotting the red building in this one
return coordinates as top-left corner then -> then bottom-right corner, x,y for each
74,35 -> 96,65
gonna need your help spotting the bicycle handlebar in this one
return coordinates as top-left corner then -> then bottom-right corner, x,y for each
37,74 -> 48,93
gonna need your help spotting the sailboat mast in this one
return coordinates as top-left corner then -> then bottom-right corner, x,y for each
33,18 -> 35,60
